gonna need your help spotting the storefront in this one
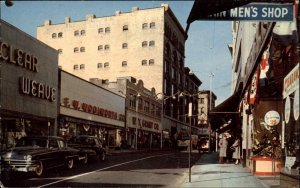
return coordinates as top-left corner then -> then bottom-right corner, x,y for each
59,70 -> 125,147
0,20 -> 58,149
281,63 -> 299,187
126,110 -> 161,149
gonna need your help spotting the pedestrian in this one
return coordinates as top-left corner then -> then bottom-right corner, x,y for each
218,134 -> 228,164
231,137 -> 241,165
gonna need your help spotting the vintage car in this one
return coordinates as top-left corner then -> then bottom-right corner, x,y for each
0,136 -> 87,177
68,135 -> 106,162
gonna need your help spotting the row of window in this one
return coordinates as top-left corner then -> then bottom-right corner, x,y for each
58,41 -> 156,54
129,94 -> 161,117
52,22 -> 156,38
73,59 -> 156,70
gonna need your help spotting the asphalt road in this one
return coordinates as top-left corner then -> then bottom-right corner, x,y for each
3,150 -> 202,187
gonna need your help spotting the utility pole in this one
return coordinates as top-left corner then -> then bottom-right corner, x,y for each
208,72 -> 214,152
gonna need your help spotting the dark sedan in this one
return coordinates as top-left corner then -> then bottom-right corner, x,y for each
0,136 -> 86,177
68,135 -> 106,162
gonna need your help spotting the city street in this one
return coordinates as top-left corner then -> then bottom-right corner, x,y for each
3,150 -> 201,187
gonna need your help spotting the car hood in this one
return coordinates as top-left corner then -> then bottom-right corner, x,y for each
1,147 -> 49,159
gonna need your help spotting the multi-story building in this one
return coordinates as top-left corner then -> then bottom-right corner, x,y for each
36,3 -> 202,143
90,76 -> 163,150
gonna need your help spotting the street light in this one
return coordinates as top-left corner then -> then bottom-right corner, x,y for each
208,72 -> 214,152
135,93 -> 141,150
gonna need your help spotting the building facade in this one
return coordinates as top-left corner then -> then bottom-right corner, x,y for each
0,19 -> 58,149
36,3 -> 202,144
58,70 -> 126,148
91,77 -> 163,149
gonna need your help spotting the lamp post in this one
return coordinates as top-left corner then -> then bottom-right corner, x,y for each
188,102 -> 192,183
135,93 -> 140,150
208,72 -> 214,152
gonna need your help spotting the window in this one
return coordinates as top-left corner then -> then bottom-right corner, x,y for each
73,64 -> 78,70
129,94 -> 136,108
151,104 -> 155,115
104,62 -> 109,68
80,47 -> 85,52
52,33 -> 57,38
142,41 -> 148,47
104,45 -> 110,50
122,43 -> 128,49
74,30 -> 79,36
80,30 -> 85,35
98,28 -> 103,33
97,63 -> 102,68
144,101 -> 150,113
149,59 -> 155,65
105,27 -> 110,33
142,23 -> 148,29
149,41 -> 155,47
98,45 -> 103,51
122,61 -> 127,67
200,98 -> 204,104
74,47 -> 79,53
138,98 -> 143,111
58,32 -> 63,38
80,64 -> 85,69
150,22 -> 155,28
141,60 -> 147,66
123,25 -> 128,31
58,49 -> 63,54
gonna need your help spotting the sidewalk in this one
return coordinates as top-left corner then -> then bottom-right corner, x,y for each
179,152 -> 280,188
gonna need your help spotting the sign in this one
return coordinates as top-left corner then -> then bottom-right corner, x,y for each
205,3 -> 294,21
284,97 -> 291,123
264,110 -> 280,126
294,90 -> 299,121
283,63 -> 299,98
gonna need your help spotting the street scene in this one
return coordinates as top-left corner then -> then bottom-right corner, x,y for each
0,0 -> 299,187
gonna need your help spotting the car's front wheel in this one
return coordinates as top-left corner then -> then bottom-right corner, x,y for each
35,160 -> 44,176
66,158 -> 74,169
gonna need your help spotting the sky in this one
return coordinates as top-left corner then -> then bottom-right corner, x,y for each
1,1 -> 233,105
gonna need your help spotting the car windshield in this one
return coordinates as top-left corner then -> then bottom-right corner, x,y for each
16,137 -> 48,147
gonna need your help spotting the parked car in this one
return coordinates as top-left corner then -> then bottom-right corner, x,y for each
0,136 -> 86,177
68,135 -> 106,162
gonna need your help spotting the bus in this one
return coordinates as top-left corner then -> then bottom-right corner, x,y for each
176,129 -> 198,150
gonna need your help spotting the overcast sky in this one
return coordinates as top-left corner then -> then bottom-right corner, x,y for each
1,1 -> 233,104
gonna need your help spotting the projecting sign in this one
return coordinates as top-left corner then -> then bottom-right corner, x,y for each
205,3 -> 294,21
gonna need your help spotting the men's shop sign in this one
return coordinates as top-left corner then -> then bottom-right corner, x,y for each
0,40 -> 56,102
205,3 -> 294,21
62,97 -> 125,122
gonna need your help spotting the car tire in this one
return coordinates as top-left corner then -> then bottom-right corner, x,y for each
35,160 -> 44,176
99,151 -> 105,161
66,158 -> 74,169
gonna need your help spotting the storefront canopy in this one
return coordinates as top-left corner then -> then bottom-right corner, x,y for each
209,91 -> 241,132
185,0 -> 294,38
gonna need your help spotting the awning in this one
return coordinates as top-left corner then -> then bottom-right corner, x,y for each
185,0 -> 294,38
209,91 -> 241,132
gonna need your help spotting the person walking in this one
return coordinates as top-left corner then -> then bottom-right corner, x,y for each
231,137 -> 241,165
218,134 -> 228,164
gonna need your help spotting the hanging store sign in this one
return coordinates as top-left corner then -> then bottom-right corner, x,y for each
294,90 -> 299,121
283,63 -> 299,98
284,97 -> 291,123
264,110 -> 280,126
204,3 -> 294,21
